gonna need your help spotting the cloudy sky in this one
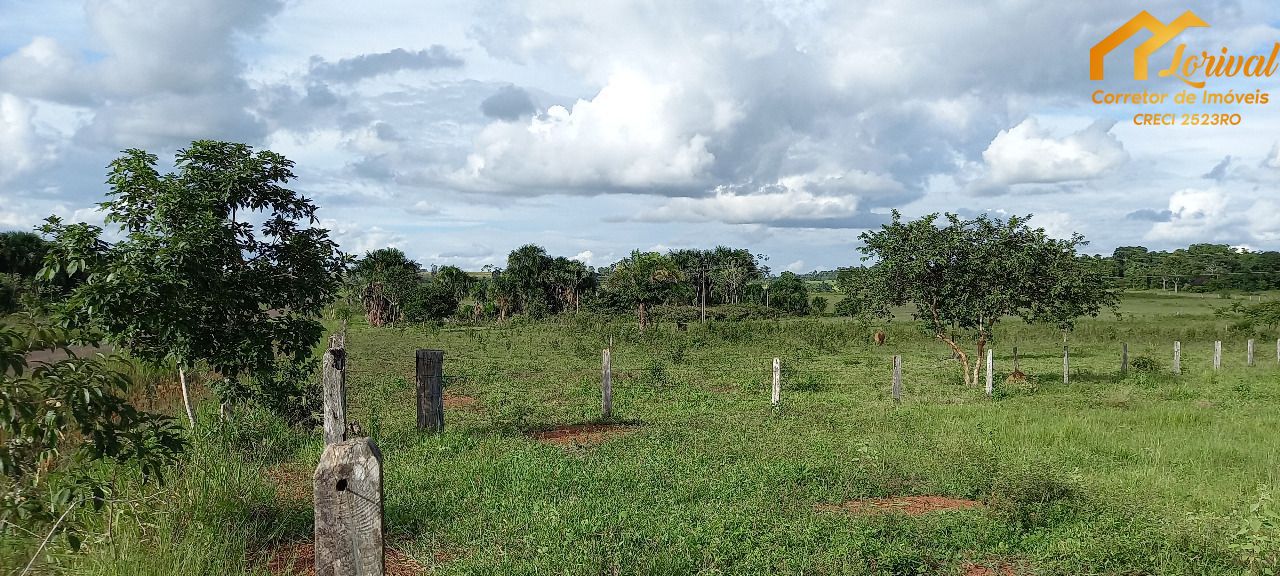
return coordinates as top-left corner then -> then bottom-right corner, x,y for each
2,0 -> 1279,272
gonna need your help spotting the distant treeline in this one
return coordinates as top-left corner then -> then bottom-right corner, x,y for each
1102,245 -> 1280,292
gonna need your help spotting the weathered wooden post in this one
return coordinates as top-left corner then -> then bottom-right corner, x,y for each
985,348 -> 994,396
602,349 -> 613,419
1214,341 -> 1222,371
314,438 -> 384,576
1173,341 -> 1181,375
1063,345 -> 1070,385
771,358 -> 781,409
1012,346 -> 1019,372
1120,342 -> 1128,374
322,337 -> 348,445
1248,339 -> 1255,367
415,349 -> 444,432
891,355 -> 902,402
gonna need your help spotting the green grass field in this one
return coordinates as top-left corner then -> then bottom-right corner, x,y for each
10,291 -> 1280,575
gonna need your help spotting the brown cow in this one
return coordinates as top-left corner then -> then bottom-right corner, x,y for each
873,330 -> 886,346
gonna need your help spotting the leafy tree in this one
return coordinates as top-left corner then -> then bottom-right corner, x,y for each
351,248 -> 421,325
38,141 -> 345,425
858,211 -> 1116,387
767,271 -> 811,315
602,251 -> 682,328
0,232 -> 53,314
435,265 -> 474,303
0,317 -> 185,545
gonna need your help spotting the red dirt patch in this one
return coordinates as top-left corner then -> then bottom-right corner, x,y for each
444,394 -> 477,408
259,540 -> 427,576
961,562 -> 1016,576
816,496 -> 984,516
529,424 -> 639,446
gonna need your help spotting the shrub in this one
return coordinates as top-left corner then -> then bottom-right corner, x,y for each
1130,355 -> 1161,373
1229,487 -> 1280,575
988,464 -> 1080,530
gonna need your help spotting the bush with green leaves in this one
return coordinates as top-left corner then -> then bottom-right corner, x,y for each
1230,487 -> 1280,575
0,318 -> 185,548
1130,355 -> 1161,373
37,141 -> 345,425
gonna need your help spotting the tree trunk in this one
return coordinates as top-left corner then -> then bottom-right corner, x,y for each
637,302 -> 647,329
972,335 -> 987,388
936,334 -> 973,387
178,365 -> 196,426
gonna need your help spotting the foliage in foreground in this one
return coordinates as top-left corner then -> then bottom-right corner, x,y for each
0,317 -> 185,549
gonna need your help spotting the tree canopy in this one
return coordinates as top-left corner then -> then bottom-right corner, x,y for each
858,211 -> 1117,386
38,140 -> 346,424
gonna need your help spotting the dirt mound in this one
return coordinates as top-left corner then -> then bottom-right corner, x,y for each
260,540 -> 426,576
529,424 -> 639,446
816,496 -> 983,516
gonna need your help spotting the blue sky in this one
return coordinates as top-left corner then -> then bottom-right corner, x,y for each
2,0 -> 1279,273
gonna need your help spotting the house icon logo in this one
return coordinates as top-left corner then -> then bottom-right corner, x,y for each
1090,10 -> 1208,81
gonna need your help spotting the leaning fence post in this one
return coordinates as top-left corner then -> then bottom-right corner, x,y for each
985,348 -> 994,396
602,349 -> 613,419
892,355 -> 902,402
415,349 -> 444,432
771,358 -> 781,409
1063,345 -> 1070,385
1173,341 -> 1182,375
322,336 -> 348,445
1121,342 -> 1128,374
1248,339 -> 1255,367
1214,341 -> 1222,371
314,438 -> 384,576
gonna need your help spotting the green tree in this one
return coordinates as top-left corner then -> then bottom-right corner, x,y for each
38,141 -> 345,425
602,251 -> 682,328
858,211 -> 1116,387
768,271 -> 811,315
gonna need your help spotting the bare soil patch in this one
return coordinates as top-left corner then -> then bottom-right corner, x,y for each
259,540 -> 426,576
961,561 -> 1017,576
816,496 -> 983,516
529,423 -> 639,446
444,394 -> 477,408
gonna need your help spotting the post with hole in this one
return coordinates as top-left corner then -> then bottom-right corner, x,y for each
891,355 -> 902,402
415,349 -> 445,433
314,437 -> 384,576
1173,341 -> 1181,375
1214,341 -> 1222,371
602,348 -> 613,419
985,348 -> 994,396
771,358 -> 781,409
322,333 -> 348,445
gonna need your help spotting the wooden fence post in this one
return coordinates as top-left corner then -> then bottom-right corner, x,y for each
602,349 -> 613,419
1214,341 -> 1222,371
1248,339 -> 1255,367
1121,342 -> 1128,374
1063,345 -> 1070,385
891,355 -> 902,402
415,349 -> 444,433
771,358 -> 781,408
985,348 -> 993,396
1173,341 -> 1181,375
322,337 -> 347,445
314,438 -> 384,576
1012,346 -> 1019,372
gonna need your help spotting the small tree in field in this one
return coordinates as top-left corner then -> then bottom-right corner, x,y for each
858,211 -> 1116,387
602,251 -> 681,328
39,141 -> 346,425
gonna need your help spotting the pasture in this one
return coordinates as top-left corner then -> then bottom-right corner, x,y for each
10,291 -> 1280,575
